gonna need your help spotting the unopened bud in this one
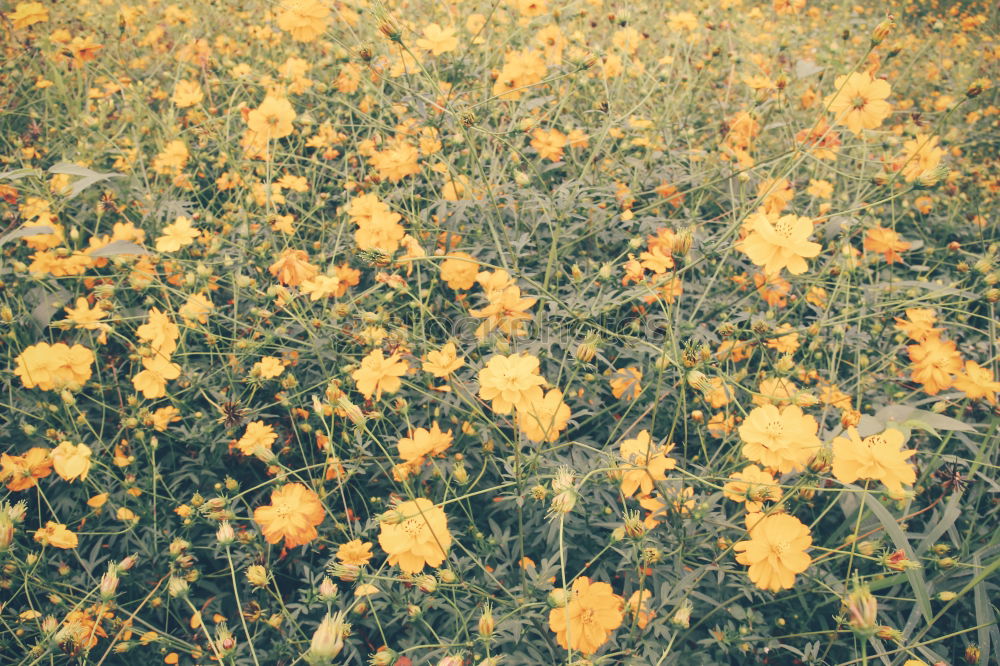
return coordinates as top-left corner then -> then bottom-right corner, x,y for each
216,520 -> 235,545
845,584 -> 878,637
547,588 -> 571,608
318,576 -> 338,602
478,603 -> 495,637
306,612 -> 347,664
871,15 -> 895,45
246,565 -> 269,587
167,576 -> 189,599
671,599 -> 693,628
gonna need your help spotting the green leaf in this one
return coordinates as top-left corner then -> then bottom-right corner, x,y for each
0,224 -> 56,247
861,492 -> 933,625
0,167 -> 43,181
88,240 -> 151,257
48,162 -> 125,200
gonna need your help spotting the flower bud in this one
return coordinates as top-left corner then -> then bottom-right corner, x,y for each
246,565 -> 269,587
100,566 -> 120,600
671,599 -> 693,628
0,512 -> 13,552
438,569 -> 457,584
416,575 -> 437,594
216,520 -> 235,545
306,612 -> 347,664
478,603 -> 495,638
547,588 -> 571,608
318,576 -> 338,602
964,644 -> 981,663
167,576 -> 189,599
871,14 -> 895,45
845,584 -> 878,637
369,648 -> 398,666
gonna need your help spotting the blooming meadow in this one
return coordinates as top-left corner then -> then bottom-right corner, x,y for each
1,0 -> 998,664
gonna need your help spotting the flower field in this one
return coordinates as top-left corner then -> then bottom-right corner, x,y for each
1,0 -> 998,664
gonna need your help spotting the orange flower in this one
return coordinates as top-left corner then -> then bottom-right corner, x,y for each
738,404 -> 820,474
276,0 -> 330,42
352,350 -> 408,400
864,226 -> 911,264
269,248 -> 319,287
439,252 -> 479,290
253,483 -> 325,548
739,211 -> 822,276
34,522 -> 78,549
247,95 -> 296,141
832,427 -> 916,495
610,366 -> 642,400
531,128 -> 568,162
13,342 -> 95,391
907,335 -> 962,394
1,447 -> 52,491
724,464 -> 782,513
336,539 -> 373,567
616,430 -> 676,497
733,513 -> 812,592
824,72 -> 892,136
155,215 -> 199,252
397,422 -> 453,463
477,353 -> 546,414
378,498 -> 452,573
236,421 -> 278,456
52,441 -> 92,483
953,360 -> 1000,405
8,2 -> 49,29
423,342 -> 465,378
548,577 -> 624,655
515,388 -> 571,443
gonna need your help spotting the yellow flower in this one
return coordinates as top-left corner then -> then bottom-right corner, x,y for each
268,248 -> 319,287
179,293 -> 213,324
171,80 -> 204,108
739,210 -> 822,276
531,128 -> 568,162
7,2 -> 48,30
151,139 -> 189,175
898,134 -> 945,183
155,215 -> 199,252
1,447 -> 52,491
397,422 -> 453,463
609,366 -> 642,400
276,0 -> 330,42
738,404 -> 820,474
616,430 -> 676,497
300,275 -> 342,300
548,576 -> 624,655
336,539 -> 373,566
469,285 -> 537,339
253,483 -> 325,548
423,342 -> 465,378
439,252 -> 479,290
252,356 -> 285,380
354,208 -> 406,253
723,464 -> 782,512
477,353 -> 546,414
416,23 -> 459,55
953,360 -> 1000,405
52,441 -> 92,483
832,427 -> 916,495
515,388 -> 571,443
369,140 -> 421,182
236,421 -> 278,456
864,226 -> 911,264
247,95 -> 296,141
907,335 -> 963,395
824,71 -> 892,136
625,589 -> 654,629
378,498 -> 452,573
733,513 -> 812,592
136,308 -> 179,356
352,349 -> 408,400
14,342 -> 95,392
34,522 -> 78,549
132,355 -> 181,400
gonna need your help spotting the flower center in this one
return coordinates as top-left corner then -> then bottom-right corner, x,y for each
772,540 -> 790,555
274,503 -> 292,518
580,608 -> 595,625
851,95 -> 867,110
764,420 -> 784,440
773,219 -> 794,239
